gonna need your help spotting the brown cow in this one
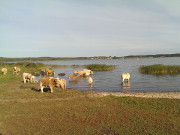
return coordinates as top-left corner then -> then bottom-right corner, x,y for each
13,67 -> 20,75
45,69 -> 55,76
39,77 -> 63,93
69,74 -> 79,80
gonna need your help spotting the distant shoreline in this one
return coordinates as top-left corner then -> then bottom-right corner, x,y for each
0,53 -> 180,62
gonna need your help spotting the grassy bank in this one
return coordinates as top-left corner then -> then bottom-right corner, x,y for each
86,64 -> 116,71
139,64 -> 180,75
0,63 -> 180,134
0,62 -> 69,76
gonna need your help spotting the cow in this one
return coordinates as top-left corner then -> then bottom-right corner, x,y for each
1,68 -> 7,75
88,76 -> 93,84
13,67 -> 20,75
83,69 -> 93,75
45,69 -> 55,76
39,77 -> 64,93
22,73 -> 35,83
121,73 -> 130,82
69,74 -> 79,80
74,69 -> 93,76
59,79 -> 66,90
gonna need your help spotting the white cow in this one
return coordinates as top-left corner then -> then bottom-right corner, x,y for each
59,79 -> 66,90
1,68 -> 7,75
88,76 -> 93,84
121,73 -> 130,82
23,73 -> 35,83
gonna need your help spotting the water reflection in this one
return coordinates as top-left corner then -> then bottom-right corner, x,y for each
69,80 -> 78,85
121,82 -> 131,91
89,83 -> 93,91
68,76 -> 90,86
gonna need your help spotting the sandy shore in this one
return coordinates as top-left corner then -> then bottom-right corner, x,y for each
92,92 -> 180,99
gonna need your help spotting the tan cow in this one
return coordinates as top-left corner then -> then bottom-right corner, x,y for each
121,73 -> 130,82
45,69 -> 55,76
39,77 -> 61,93
1,68 -> 7,75
74,69 -> 93,76
13,67 -> 20,75
73,70 -> 84,76
83,69 -> 93,75
59,79 -> 66,90
69,74 -> 79,80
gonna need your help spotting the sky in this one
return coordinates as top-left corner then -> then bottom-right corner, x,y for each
0,0 -> 180,57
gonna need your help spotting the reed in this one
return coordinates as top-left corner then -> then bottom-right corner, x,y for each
139,64 -> 180,75
86,64 -> 116,71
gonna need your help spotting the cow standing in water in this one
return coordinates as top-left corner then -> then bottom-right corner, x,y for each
121,73 -> 130,83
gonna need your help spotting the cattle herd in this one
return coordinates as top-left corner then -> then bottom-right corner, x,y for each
1,67 -> 130,93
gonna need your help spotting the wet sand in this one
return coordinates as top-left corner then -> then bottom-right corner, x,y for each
92,92 -> 180,99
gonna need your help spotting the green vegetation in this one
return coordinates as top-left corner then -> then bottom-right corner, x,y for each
0,63 -> 180,134
0,57 -> 88,62
86,64 -> 116,71
139,64 -> 180,75
0,62 -> 69,76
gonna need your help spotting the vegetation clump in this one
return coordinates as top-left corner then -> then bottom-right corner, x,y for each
140,64 -> 180,75
58,73 -> 66,76
86,64 -> 116,71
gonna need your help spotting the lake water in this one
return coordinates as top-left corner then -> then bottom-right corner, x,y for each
35,57 -> 180,92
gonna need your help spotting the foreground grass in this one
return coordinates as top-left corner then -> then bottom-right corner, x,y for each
139,64 -> 180,75
0,63 -> 180,134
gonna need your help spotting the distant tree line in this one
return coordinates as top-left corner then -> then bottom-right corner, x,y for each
0,53 -> 179,62
124,53 -> 180,59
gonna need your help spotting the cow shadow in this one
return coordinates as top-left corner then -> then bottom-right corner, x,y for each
31,87 -> 40,92
31,87 -> 51,93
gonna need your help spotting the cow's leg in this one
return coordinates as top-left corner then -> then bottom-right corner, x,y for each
41,86 -> 44,93
122,78 -> 124,83
23,77 -> 26,83
27,78 -> 29,83
62,84 -> 64,90
50,87 -> 53,93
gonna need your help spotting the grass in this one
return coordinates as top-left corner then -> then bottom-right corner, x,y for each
0,63 -> 180,134
0,62 -> 69,76
86,64 -> 116,71
139,64 -> 180,75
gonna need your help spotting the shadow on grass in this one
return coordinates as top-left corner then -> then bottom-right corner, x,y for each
31,87 -> 52,93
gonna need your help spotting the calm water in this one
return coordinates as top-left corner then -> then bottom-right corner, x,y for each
35,57 -> 180,92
